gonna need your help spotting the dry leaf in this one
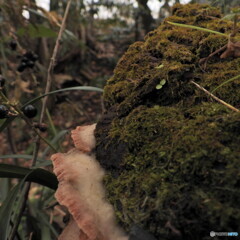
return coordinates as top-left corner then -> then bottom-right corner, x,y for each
220,40 -> 240,59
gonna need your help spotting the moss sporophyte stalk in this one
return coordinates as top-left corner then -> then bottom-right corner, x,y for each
95,3 -> 240,240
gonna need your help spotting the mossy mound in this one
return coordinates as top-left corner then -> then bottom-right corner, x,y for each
95,3 -> 240,240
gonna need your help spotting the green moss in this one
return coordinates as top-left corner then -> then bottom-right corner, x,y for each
103,104 -> 240,239
196,34 -> 228,58
95,3 -> 240,240
103,3 -> 240,112
168,44 -> 195,63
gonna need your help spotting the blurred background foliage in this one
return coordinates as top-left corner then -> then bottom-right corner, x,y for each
0,0 -> 239,239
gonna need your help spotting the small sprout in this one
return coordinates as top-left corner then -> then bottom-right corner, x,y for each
222,11 -> 240,21
0,75 -> 6,87
156,85 -> 163,89
22,104 -> 38,118
160,79 -> 166,85
0,105 -> 9,119
156,79 -> 166,90
155,64 -> 164,69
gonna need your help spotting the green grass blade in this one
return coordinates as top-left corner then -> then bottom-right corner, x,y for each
0,164 -> 30,178
34,160 -> 53,168
0,180 -> 25,240
222,13 -> 238,20
167,21 -> 228,37
0,154 -> 52,167
0,178 -> 10,202
42,130 -> 69,158
0,164 -> 58,189
46,109 -> 57,136
0,154 -> 44,161
22,86 -> 103,107
212,74 -> 240,93
41,225 -> 52,240
37,210 -> 59,238
24,168 -> 58,190
0,155 -> 52,168
0,86 -> 102,132
0,170 -> 56,240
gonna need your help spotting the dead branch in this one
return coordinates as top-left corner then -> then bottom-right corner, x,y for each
190,80 -> 240,113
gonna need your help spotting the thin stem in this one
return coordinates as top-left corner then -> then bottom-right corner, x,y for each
190,80 -> 240,113
199,44 -> 227,70
167,21 -> 228,37
211,74 -> 240,93
12,105 -> 58,152
32,0 -> 72,166
40,0 -> 72,124
0,91 -> 57,152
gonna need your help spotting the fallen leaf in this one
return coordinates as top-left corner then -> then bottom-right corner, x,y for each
18,80 -> 34,93
220,40 -> 240,59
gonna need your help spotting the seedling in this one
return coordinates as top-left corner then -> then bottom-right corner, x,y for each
156,79 -> 166,90
155,64 -> 164,69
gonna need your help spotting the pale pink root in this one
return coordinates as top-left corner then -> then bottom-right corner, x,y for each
71,124 -> 96,152
51,151 -> 106,240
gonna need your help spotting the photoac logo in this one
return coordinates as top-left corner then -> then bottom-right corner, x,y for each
210,231 -> 239,237
210,231 -> 216,237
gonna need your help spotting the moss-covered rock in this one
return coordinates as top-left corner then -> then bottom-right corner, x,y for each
95,3 -> 240,240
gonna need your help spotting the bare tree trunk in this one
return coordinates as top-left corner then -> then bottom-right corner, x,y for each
136,0 -> 154,34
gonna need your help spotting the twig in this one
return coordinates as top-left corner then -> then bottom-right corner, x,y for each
12,104 -> 58,152
165,220 -> 182,236
8,1 -> 72,240
28,232 -> 33,240
190,80 -> 240,112
40,0 -> 72,124
32,0 -> 72,166
199,44 -> 227,71
0,91 -> 57,152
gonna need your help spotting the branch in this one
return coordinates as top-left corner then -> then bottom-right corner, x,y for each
32,0 -> 72,166
190,80 -> 240,113
40,0 -> 72,124
0,91 -> 57,152
31,0 -> 73,167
